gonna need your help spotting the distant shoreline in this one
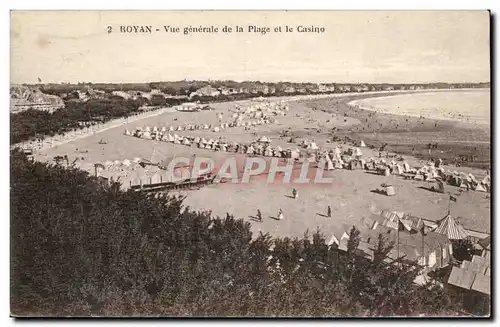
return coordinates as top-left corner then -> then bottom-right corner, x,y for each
347,88 -> 490,127
301,90 -> 491,169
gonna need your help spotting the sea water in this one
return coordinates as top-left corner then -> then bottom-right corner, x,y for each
350,89 -> 490,126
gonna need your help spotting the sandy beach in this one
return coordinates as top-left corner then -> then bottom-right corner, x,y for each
32,91 -> 491,237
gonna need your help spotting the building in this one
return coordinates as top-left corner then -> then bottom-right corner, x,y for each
448,255 -> 490,296
10,86 -> 65,113
329,219 -> 452,272
194,85 -> 221,97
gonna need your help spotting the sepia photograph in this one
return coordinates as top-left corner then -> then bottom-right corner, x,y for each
9,10 -> 491,317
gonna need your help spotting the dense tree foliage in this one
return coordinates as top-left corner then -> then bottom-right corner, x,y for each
10,150 -> 477,317
10,98 -> 149,144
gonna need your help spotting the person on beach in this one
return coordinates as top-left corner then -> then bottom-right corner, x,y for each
327,206 -> 332,218
278,209 -> 284,220
256,209 -> 263,222
292,188 -> 298,199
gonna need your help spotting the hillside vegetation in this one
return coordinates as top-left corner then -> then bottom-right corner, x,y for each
11,150 -> 478,317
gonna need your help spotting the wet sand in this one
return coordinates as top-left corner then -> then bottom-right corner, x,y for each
301,91 -> 490,169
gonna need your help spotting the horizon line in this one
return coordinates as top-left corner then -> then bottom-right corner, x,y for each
11,80 -> 492,86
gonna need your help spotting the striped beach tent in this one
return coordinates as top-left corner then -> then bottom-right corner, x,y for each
434,214 -> 469,240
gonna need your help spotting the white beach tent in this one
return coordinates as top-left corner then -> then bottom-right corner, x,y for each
360,140 -> 366,147
307,142 -> 319,150
258,136 -> 271,143
475,183 -> 487,192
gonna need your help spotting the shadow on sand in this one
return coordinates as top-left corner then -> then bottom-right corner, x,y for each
370,189 -> 387,196
417,186 -> 444,194
317,213 -> 329,218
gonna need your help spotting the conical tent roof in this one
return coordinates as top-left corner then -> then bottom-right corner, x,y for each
360,140 -> 366,147
258,136 -> 270,143
475,183 -> 487,192
325,157 -> 335,170
434,214 -> 469,240
307,142 -> 319,150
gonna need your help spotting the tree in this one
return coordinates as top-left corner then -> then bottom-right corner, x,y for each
451,239 -> 474,262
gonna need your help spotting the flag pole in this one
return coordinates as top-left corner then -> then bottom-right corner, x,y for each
397,218 -> 400,268
448,194 -> 451,215
421,226 -> 425,267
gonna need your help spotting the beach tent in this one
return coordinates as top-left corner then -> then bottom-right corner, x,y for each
290,149 -> 301,160
161,126 -> 167,132
394,164 -> 404,175
142,131 -> 152,139
124,129 -> 131,136
384,184 -> 396,196
475,183 -> 487,192
307,142 -> 319,150
152,126 -> 158,132
414,173 -> 424,181
353,147 -> 363,157
144,126 -> 151,132
168,126 -> 175,132
203,124 -> 210,129
213,126 -> 220,132
258,136 -> 271,143
424,174 -> 435,182
325,157 -> 335,170
122,159 -> 131,166
246,145 -> 255,155
360,140 -> 366,147
435,179 -> 446,194
333,147 -> 342,157
434,214 -> 469,240
182,138 -> 191,145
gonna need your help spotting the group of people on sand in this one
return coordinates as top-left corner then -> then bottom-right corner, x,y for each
254,188 -> 332,222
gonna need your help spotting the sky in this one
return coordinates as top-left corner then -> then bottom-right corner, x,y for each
10,11 -> 490,84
